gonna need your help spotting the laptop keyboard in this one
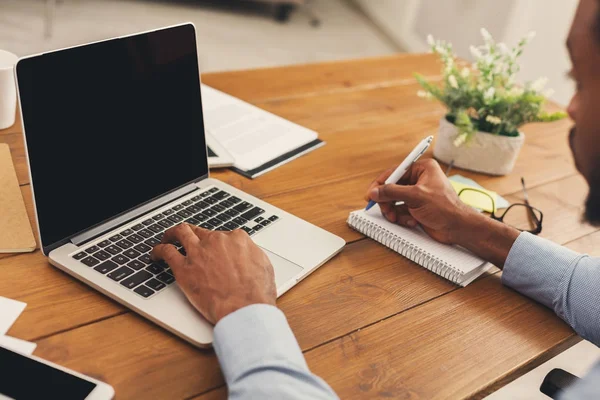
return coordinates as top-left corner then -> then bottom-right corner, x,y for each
71,187 -> 280,299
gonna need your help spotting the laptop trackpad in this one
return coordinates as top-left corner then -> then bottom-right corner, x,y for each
262,248 -> 304,288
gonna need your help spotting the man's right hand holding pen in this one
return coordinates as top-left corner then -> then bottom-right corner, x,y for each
365,159 -> 520,267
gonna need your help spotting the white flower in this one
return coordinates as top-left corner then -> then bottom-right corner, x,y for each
509,86 -> 524,96
445,57 -> 454,73
448,75 -> 459,89
481,28 -> 492,42
470,45 -> 482,59
417,90 -> 432,99
498,43 -> 509,54
460,67 -> 470,78
434,45 -> 447,56
427,34 -> 435,46
453,133 -> 468,147
531,76 -> 548,92
486,115 -> 502,124
484,87 -> 495,100
543,88 -> 555,98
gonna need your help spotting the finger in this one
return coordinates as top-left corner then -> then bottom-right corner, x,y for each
393,204 -> 418,228
151,243 -> 185,267
364,168 -> 394,201
162,223 -> 200,248
379,202 -> 398,222
369,184 -> 423,206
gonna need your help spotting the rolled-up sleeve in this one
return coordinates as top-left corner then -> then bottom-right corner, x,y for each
503,232 -> 600,346
213,304 -> 339,400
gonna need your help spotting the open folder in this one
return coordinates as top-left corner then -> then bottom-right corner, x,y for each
201,84 -> 324,178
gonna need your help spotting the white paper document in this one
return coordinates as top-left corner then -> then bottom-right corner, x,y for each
0,296 -> 26,335
201,84 -> 320,172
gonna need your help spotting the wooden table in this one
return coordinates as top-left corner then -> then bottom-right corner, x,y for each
1,54 -> 595,399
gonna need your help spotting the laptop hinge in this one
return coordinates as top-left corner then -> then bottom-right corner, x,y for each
71,182 -> 200,246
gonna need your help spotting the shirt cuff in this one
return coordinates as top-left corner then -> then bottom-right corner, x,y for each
213,304 -> 308,385
502,232 -> 583,311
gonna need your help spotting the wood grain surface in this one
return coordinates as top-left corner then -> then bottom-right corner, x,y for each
0,53 -> 592,399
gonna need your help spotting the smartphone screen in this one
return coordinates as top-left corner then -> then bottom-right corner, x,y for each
0,346 -> 97,400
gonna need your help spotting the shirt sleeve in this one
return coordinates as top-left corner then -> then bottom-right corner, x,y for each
213,304 -> 339,400
503,232 -> 600,346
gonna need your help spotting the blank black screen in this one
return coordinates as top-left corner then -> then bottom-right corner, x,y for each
0,347 -> 97,399
17,24 -> 208,248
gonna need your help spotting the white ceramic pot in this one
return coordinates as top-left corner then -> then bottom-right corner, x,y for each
433,117 -> 525,176
0,49 -> 18,130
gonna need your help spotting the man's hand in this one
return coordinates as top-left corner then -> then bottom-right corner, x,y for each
365,159 -> 475,244
365,158 -> 520,266
151,224 -> 276,324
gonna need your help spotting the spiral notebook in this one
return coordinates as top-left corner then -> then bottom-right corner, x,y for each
347,205 -> 492,286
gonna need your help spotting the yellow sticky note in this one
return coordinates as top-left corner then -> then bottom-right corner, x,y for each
450,180 -> 497,213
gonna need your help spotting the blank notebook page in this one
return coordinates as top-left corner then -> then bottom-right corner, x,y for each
348,205 -> 492,286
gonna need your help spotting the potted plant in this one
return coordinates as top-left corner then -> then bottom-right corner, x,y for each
416,29 -> 566,175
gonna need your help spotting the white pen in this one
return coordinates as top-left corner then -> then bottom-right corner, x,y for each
365,135 -> 433,211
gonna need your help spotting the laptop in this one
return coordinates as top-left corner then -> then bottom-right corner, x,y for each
15,23 -> 345,348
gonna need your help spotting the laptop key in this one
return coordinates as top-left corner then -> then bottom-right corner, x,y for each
195,200 -> 210,209
241,207 -> 265,221
94,260 -> 119,274
107,266 -> 135,282
142,218 -> 154,226
232,217 -> 247,225
109,234 -> 123,242
233,202 -> 253,212
186,217 -> 200,225
177,210 -> 193,218
127,234 -> 144,244
120,228 -> 134,236
191,195 -> 201,202
253,224 -> 264,231
186,204 -> 202,214
261,220 -> 271,227
194,213 -> 208,222
116,239 -> 133,249
146,278 -> 166,291
200,190 -> 211,197
204,197 -> 218,205
124,249 -> 141,259
155,232 -> 164,241
163,209 -> 174,216
127,259 -> 145,271
73,251 -> 87,260
202,209 -> 218,217
93,250 -> 111,261
81,256 -> 100,267
137,229 -> 153,239
158,219 -> 174,229
105,245 -> 121,255
225,209 -> 240,218
182,200 -> 193,206
172,204 -> 184,211
134,243 -> 152,253
268,215 -> 279,222
133,285 -> 155,298
131,224 -> 145,231
220,199 -> 234,208
224,221 -> 239,230
211,204 -> 226,213
168,215 -> 184,223
144,237 -> 161,247
138,254 -> 152,265
152,213 -> 165,221
148,224 -> 163,233
216,226 -> 230,232
157,272 -> 175,284
120,270 -> 153,289
85,245 -> 100,254
209,187 -> 219,193
146,264 -> 164,274
229,196 -> 242,204
97,239 -> 112,248
211,191 -> 230,200
207,218 -> 222,226
254,217 -> 264,223
112,254 -> 130,265
200,222 -> 215,230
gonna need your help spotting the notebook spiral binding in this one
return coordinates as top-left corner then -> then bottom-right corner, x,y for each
347,213 -> 462,284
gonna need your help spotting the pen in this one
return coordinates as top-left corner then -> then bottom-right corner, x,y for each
366,135 -> 433,211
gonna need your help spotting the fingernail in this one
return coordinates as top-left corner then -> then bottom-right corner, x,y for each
369,188 -> 378,199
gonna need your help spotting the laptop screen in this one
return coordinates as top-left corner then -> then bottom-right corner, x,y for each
17,24 -> 208,249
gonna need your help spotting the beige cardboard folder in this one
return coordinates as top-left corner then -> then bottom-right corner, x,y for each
0,143 -> 35,252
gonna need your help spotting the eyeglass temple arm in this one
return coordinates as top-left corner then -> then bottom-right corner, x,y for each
521,177 -> 541,226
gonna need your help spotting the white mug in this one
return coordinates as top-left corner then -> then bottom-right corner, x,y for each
0,50 -> 18,130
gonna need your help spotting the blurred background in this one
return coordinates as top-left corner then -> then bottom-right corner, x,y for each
0,0 -> 577,105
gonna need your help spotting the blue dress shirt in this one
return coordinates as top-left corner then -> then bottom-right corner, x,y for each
211,232 -> 599,399
503,232 -> 600,399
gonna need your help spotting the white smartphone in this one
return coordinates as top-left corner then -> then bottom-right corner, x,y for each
0,345 -> 114,400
